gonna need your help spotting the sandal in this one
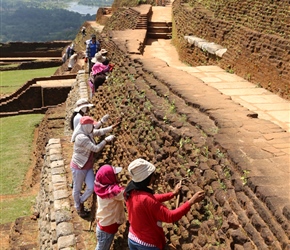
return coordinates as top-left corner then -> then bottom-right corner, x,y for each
77,209 -> 90,218
77,203 -> 90,218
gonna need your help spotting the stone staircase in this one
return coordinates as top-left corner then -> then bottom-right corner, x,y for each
135,14 -> 148,29
147,2 -> 172,39
147,21 -> 172,39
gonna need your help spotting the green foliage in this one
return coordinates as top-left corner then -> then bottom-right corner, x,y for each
79,0 -> 113,6
0,67 -> 59,95
0,5 -> 95,42
0,114 -> 44,195
241,170 -> 250,185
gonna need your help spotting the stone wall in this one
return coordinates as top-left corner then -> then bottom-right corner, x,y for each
36,33 -> 289,249
0,75 -> 76,117
0,41 -> 71,57
37,138 -> 76,250
172,0 -> 290,100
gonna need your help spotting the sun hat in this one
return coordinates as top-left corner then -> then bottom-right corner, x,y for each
99,48 -> 108,55
128,158 -> 156,182
80,116 -> 97,125
74,98 -> 94,112
91,52 -> 106,64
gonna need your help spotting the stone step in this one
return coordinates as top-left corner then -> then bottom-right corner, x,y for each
148,27 -> 172,33
148,21 -> 172,27
147,32 -> 171,39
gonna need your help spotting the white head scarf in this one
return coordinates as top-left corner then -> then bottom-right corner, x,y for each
71,123 -> 94,142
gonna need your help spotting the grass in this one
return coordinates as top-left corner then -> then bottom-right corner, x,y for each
0,196 -> 36,224
0,67 -> 59,95
0,114 -> 44,195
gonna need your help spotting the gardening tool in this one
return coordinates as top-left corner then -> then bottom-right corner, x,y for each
175,177 -> 190,208
89,192 -> 97,231
176,179 -> 182,208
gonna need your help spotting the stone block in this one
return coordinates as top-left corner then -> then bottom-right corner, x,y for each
56,222 -> 74,238
57,234 -> 75,249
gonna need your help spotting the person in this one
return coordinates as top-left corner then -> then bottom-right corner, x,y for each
81,26 -> 86,37
124,158 -> 205,250
85,34 -> 101,74
67,52 -> 77,71
89,50 -> 113,93
94,165 -> 126,250
70,98 -> 95,130
70,116 -> 120,217
66,43 -> 75,60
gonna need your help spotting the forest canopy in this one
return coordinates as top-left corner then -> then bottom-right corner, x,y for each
0,0 -> 113,42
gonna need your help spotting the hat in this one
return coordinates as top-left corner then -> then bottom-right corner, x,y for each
128,158 -> 156,182
74,98 -> 94,112
91,52 -> 106,64
99,49 -> 108,55
91,34 -> 96,39
112,166 -> 123,174
80,116 -> 97,125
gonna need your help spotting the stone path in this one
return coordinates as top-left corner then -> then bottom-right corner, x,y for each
144,7 -> 290,133
144,39 -> 290,132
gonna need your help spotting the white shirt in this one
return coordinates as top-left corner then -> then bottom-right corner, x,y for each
68,53 -> 77,69
97,191 -> 126,226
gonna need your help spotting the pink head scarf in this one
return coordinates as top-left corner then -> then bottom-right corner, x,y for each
94,165 -> 124,199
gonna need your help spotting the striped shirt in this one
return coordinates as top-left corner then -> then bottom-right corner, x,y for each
128,231 -> 157,248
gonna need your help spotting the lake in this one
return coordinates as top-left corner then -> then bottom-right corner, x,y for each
66,2 -> 99,15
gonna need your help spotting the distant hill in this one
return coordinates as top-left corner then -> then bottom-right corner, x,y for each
0,0 -> 113,43
0,6 -> 96,42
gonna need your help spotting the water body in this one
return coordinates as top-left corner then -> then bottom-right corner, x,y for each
66,2 -> 99,15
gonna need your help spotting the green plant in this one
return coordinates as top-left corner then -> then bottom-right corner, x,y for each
210,126 -> 219,134
241,170 -> 250,185
216,149 -> 224,158
215,216 -> 223,228
144,101 -> 153,111
127,74 -> 135,82
204,203 -> 214,220
202,146 -> 209,158
226,67 -> 234,74
223,166 -> 231,179
163,115 -> 169,124
179,114 -> 187,122
192,219 -> 201,226
169,100 -> 176,113
218,180 -> 227,190
185,168 -> 191,176
179,137 -> 191,148
139,90 -> 146,98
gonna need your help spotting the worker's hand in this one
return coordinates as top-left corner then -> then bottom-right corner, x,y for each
105,135 -> 115,143
188,191 -> 205,205
101,114 -> 110,124
112,118 -> 122,129
173,182 -> 182,196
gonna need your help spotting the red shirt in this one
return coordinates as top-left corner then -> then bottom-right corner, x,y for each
125,190 -> 191,250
